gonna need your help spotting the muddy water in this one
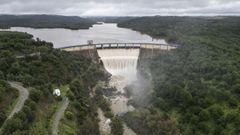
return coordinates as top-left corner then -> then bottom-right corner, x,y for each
98,108 -> 111,134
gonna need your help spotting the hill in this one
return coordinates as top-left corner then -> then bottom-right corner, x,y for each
0,31 -> 108,134
0,15 -> 95,29
118,16 -> 240,135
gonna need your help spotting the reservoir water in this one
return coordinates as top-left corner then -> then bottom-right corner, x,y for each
1,23 -> 166,48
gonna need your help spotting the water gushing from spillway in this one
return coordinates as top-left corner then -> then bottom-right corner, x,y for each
97,48 -> 139,135
97,49 -> 139,95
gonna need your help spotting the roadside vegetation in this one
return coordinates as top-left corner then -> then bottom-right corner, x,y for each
0,81 -> 18,127
118,16 -> 240,135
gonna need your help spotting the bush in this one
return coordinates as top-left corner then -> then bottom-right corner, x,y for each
104,111 -> 114,118
56,96 -> 63,101
110,116 -> 124,135
65,111 -> 74,120
30,89 -> 42,102
66,90 -> 75,101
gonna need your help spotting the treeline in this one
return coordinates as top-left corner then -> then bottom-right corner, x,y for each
0,31 -> 108,134
0,15 -> 95,29
89,16 -> 136,23
118,16 -> 240,135
122,108 -> 179,135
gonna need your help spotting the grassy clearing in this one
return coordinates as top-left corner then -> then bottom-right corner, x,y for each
50,85 -> 72,134
4,89 -> 18,117
59,110 -> 77,135
28,85 -> 70,134
59,85 -> 69,97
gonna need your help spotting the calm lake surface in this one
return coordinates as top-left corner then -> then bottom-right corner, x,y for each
1,23 -> 166,48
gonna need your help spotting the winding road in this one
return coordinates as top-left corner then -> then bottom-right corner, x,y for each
0,82 -> 29,134
7,82 -> 29,119
52,97 -> 69,135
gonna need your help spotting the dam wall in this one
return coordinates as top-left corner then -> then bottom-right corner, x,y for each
62,45 -> 99,62
60,43 -> 176,63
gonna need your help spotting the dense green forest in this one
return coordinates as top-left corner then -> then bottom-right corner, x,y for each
0,15 -> 95,29
89,16 -> 135,23
0,31 -> 108,134
118,16 -> 240,135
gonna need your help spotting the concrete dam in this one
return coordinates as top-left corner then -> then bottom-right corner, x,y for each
60,42 -> 176,113
60,43 -> 176,135
60,43 -> 177,62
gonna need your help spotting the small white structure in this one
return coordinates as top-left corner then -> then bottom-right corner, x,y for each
53,89 -> 61,97
105,119 -> 111,125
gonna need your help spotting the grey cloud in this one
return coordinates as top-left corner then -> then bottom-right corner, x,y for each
0,0 -> 239,16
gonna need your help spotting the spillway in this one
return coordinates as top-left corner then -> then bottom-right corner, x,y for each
97,49 -> 140,94
97,49 -> 139,75
97,48 -> 139,118
97,48 -> 139,135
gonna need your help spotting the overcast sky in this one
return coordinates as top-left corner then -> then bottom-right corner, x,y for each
0,0 -> 240,16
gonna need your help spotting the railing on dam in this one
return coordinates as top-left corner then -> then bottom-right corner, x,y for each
59,43 -> 178,52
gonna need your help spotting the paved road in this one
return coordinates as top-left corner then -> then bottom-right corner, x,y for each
0,82 -> 29,135
52,98 -> 69,135
1,52 -> 41,60
15,52 -> 41,59
7,82 -> 29,119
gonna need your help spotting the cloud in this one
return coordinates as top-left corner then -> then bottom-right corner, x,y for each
0,0 -> 239,16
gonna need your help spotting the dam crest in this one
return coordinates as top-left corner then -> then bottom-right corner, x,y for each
60,42 -> 177,61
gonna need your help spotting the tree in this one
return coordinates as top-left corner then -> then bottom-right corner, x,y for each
0,112 -> 7,126
70,79 -> 89,98
30,89 -> 42,102
153,97 -> 167,110
29,122 -> 48,135
4,118 -> 22,134
78,117 -> 100,135
199,109 -> 210,121
65,111 -> 74,120
0,71 -> 4,80
208,105 -> 224,120
111,116 -> 124,135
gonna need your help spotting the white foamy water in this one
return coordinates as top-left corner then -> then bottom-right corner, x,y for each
98,108 -> 111,134
97,48 -> 138,135
97,49 -> 139,88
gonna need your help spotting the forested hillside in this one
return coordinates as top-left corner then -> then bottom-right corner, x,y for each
0,15 -> 95,29
119,17 -> 240,135
89,16 -> 136,23
0,31 -> 108,134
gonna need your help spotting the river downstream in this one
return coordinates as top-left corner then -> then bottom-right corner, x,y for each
97,48 -> 140,135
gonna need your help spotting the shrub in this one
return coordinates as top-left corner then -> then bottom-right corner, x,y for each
65,111 -> 74,120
